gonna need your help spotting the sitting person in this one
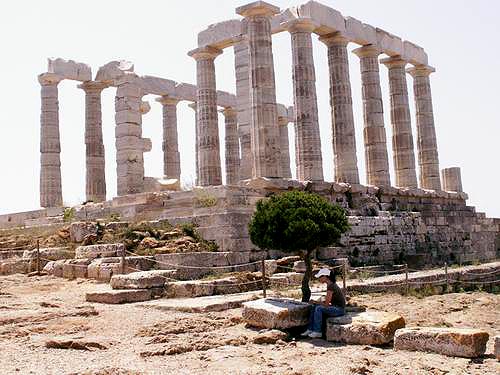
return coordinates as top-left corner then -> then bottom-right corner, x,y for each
302,267 -> 346,338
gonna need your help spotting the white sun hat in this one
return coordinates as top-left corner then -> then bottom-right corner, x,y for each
315,268 -> 331,278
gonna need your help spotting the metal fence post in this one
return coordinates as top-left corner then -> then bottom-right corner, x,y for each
342,260 -> 347,293
121,249 -> 126,275
445,262 -> 449,293
405,264 -> 409,296
261,259 -> 267,298
36,239 -> 41,275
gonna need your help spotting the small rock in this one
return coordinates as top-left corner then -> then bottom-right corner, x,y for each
45,338 -> 107,351
494,336 -> 500,361
253,330 -> 288,345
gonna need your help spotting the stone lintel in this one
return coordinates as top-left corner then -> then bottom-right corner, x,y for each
38,72 -> 63,86
352,44 -> 382,58
236,1 -> 280,18
282,17 -> 318,33
318,31 -> 349,46
380,56 -> 408,68
156,96 -> 181,106
406,64 -> 436,77
188,46 -> 223,60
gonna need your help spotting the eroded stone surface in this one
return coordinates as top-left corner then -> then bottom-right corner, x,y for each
86,289 -> 152,304
242,298 -> 311,329
110,270 -> 175,290
75,244 -> 125,260
394,327 -> 489,358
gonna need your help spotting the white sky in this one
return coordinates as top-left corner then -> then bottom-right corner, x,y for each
0,0 -> 499,218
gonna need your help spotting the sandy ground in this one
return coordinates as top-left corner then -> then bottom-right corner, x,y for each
0,274 -> 499,375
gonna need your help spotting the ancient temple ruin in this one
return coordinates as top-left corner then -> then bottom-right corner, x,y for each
1,1 -> 499,267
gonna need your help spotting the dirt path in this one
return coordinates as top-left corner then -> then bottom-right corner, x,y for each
0,274 -> 498,375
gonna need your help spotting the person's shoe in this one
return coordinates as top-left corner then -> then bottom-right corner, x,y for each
308,331 -> 322,338
300,329 -> 312,337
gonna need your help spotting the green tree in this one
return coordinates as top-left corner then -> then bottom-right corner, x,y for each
249,191 -> 349,302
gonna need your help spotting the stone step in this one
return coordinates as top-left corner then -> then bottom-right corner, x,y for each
86,289 -> 153,304
165,276 -> 262,298
110,270 -> 176,290
326,311 -> 405,345
242,298 -> 311,329
394,327 -> 489,358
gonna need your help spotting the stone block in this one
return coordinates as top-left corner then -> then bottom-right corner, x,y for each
376,28 -> 403,56
110,270 -> 175,290
139,75 -> 176,96
394,327 -> 489,358
22,247 -> 71,261
402,40 -> 428,66
242,298 -> 311,329
75,243 -> 125,260
165,280 -> 215,298
345,17 -> 377,45
86,289 -> 152,304
47,57 -> 91,82
95,60 -> 134,84
0,259 -> 30,275
264,259 -> 278,275
197,19 -> 243,49
43,259 -> 65,277
62,259 -> 90,279
326,311 -> 405,345
494,336 -> 500,361
298,1 -> 346,34
69,222 -> 98,242
173,82 -> 197,101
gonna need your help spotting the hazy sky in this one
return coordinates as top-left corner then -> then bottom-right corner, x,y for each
0,0 -> 499,218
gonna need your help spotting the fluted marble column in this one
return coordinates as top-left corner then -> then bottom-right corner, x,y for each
381,57 -> 418,188
157,96 -> 181,181
286,18 -> 324,181
39,73 -> 63,208
78,81 -> 107,202
189,47 -> 223,186
234,37 -> 252,180
221,107 -> 240,185
236,1 -> 281,179
278,115 -> 292,179
320,33 -> 359,184
353,45 -> 391,187
441,167 -> 463,193
407,65 -> 441,190
188,102 -> 199,185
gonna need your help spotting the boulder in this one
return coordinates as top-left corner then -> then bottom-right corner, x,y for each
494,336 -> 500,361
69,222 -> 98,243
253,330 -> 288,345
86,289 -> 152,304
75,244 -> 124,260
326,311 -> 405,345
110,270 -> 175,290
242,298 -> 311,329
44,259 -> 65,277
394,327 -> 489,358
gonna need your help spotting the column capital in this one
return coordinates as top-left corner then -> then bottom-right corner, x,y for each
236,1 -> 280,18
318,32 -> 349,47
156,95 -> 181,106
277,116 -> 289,126
38,72 -> 63,86
380,56 -> 408,68
77,81 -> 108,93
352,44 -> 382,58
188,46 -> 222,61
282,17 -> 318,33
406,64 -> 436,78
220,107 -> 237,117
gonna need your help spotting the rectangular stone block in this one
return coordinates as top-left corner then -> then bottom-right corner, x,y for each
110,270 -> 175,290
402,40 -> 428,66
139,75 -> 176,96
345,17 -> 377,45
86,289 -> 152,304
376,28 -> 403,56
242,298 -> 311,329
48,57 -> 92,82
75,243 -> 125,260
298,1 -> 346,34
394,327 -> 489,358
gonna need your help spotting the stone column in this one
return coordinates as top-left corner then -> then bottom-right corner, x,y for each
407,65 -> 441,190
38,73 -> 63,208
156,96 -> 181,181
188,46 -> 223,186
381,56 -> 418,188
236,2 -> 281,179
319,33 -> 359,184
234,37 -> 252,180
352,45 -> 391,187
114,75 -> 151,195
278,116 -> 292,179
188,102 -> 199,186
78,81 -> 107,203
221,107 -> 240,185
442,167 -> 463,192
285,18 -> 324,181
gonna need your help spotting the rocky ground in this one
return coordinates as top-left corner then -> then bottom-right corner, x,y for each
0,274 -> 498,375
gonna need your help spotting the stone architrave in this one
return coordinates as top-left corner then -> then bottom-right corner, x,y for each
441,167 -> 463,192
187,102 -> 199,185
188,46 -> 223,186
221,107 -> 241,185
285,18 -> 324,182
236,1 -> 282,179
353,45 -> 391,187
381,56 -> 418,188
407,65 -> 441,190
278,116 -> 292,179
156,96 -> 181,181
234,34 -> 252,180
319,32 -> 360,184
114,74 -> 150,195
78,81 -> 108,203
39,73 -> 63,208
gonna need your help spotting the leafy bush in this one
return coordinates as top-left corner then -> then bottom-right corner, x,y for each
249,191 -> 349,301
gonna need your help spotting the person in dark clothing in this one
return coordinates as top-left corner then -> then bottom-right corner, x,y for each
301,268 -> 346,338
